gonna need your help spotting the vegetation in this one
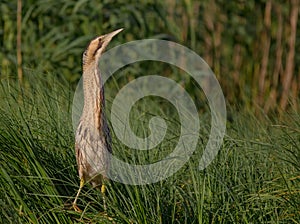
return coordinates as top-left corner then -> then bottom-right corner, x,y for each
0,73 -> 299,223
0,0 -> 299,223
1,0 -> 299,113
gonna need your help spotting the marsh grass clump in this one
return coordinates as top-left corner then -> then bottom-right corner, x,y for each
0,74 -> 299,223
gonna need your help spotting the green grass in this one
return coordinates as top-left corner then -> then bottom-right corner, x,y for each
2,0 -> 299,110
0,74 -> 299,223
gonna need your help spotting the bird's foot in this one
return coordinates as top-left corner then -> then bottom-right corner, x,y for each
98,211 -> 114,221
72,203 -> 82,212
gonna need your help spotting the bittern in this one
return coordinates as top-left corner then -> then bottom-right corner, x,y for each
73,28 -> 123,212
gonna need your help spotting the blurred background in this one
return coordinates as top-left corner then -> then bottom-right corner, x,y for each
0,0 -> 299,113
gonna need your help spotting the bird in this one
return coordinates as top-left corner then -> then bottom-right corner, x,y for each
72,28 -> 123,212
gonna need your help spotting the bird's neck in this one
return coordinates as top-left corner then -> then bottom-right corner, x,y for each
81,63 -> 106,130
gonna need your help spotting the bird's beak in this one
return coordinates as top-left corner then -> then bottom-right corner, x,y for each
103,28 -> 124,41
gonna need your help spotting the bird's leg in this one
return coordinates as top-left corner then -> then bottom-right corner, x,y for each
73,177 -> 84,212
99,183 -> 114,221
101,184 -> 107,212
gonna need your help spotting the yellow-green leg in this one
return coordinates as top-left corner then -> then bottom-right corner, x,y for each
73,178 -> 84,212
100,183 -> 114,221
101,184 -> 107,212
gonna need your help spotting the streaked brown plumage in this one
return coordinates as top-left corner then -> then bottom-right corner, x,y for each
73,28 -> 123,212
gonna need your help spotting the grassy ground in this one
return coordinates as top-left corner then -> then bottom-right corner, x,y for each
0,74 -> 299,223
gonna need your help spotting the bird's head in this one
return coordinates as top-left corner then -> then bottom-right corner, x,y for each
82,28 -> 123,71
